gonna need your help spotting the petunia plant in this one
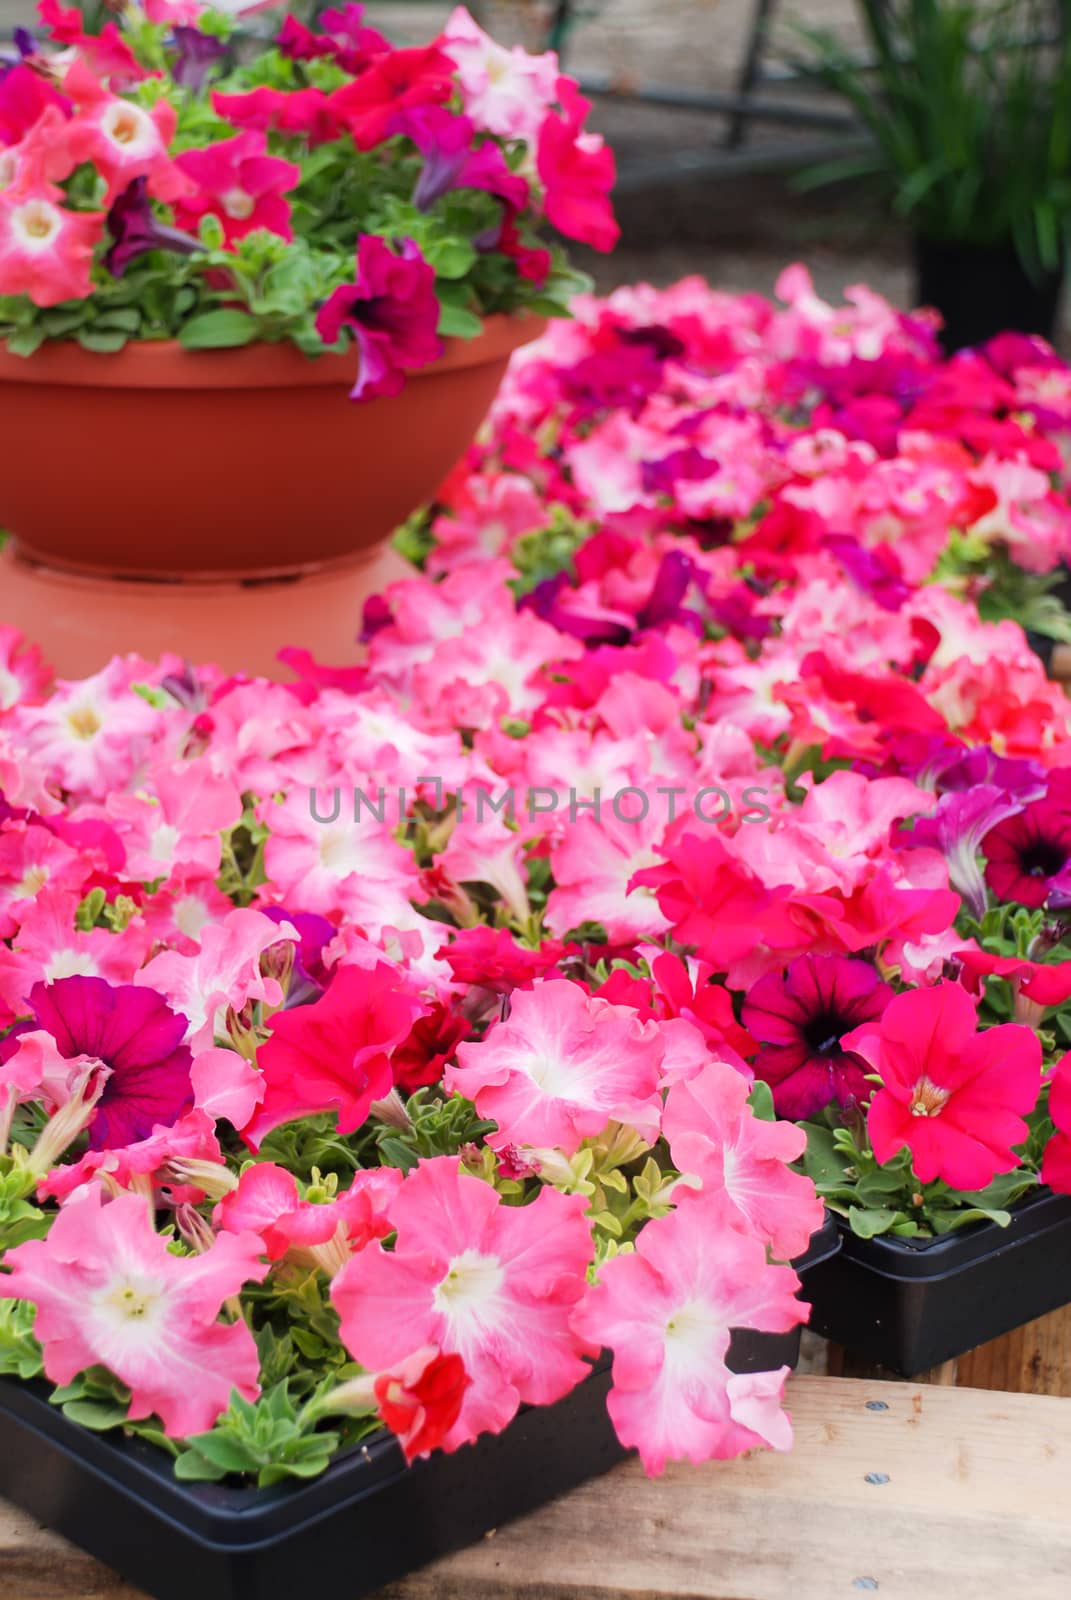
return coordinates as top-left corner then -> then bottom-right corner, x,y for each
4,270 -> 1071,1490
0,2 -> 616,396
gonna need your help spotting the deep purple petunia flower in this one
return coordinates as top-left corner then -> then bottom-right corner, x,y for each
170,26 -> 229,91
29,976 -> 193,1151
742,953 -> 893,1119
104,177 -> 202,278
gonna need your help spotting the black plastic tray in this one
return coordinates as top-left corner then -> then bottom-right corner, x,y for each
803,1187 -> 1071,1375
0,1212 -> 838,1600
727,1208 -> 841,1373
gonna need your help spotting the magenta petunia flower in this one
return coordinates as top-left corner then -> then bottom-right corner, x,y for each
29,975 -> 194,1151
983,769 -> 1071,909
315,234 -> 444,402
173,130 -> 301,248
391,105 -> 529,214
742,953 -> 894,1119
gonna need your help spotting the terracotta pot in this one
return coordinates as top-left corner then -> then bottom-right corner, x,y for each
0,315 -> 542,580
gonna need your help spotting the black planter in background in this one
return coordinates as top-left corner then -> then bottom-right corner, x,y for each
914,235 -> 1065,354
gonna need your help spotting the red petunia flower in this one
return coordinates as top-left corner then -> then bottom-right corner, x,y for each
243,962 -> 423,1146
328,44 -> 456,152
1042,1054 -> 1071,1193
374,1345 -> 470,1463
848,981 -> 1042,1191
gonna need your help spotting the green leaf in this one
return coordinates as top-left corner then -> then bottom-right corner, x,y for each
92,308 -> 144,334
76,328 -> 129,354
173,1450 -> 229,1483
2,328 -> 46,358
61,1399 -> 131,1431
0,1301 -> 44,1380
847,1206 -> 901,1239
747,1080 -> 776,1122
424,238 -> 477,279
178,310 -> 259,350
437,303 -> 484,338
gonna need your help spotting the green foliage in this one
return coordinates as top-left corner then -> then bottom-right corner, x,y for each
935,540 -> 1071,643
375,1089 -> 498,1173
0,1301 -> 44,1380
792,0 -> 1071,273
800,1112 -> 1041,1238
173,1384 -> 351,1488
508,506 -> 599,596
0,1163 -> 51,1253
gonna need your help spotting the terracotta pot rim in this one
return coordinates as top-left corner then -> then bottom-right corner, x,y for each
0,312 -> 543,389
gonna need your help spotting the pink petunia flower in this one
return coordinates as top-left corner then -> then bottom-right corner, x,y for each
315,234 -> 443,402
0,183 -> 103,307
101,757 -> 242,884
0,1185 -> 267,1436
215,1160 -> 401,1272
571,1195 -> 805,1474
440,6 -> 559,143
848,981 -> 1042,1190
661,1060 -> 824,1260
0,823 -> 89,940
446,978 -> 666,1154
37,1107 -> 225,1205
173,130 -> 301,247
331,1156 -> 595,1448
136,907 -> 298,1052
0,886 -> 150,1014
11,657 -> 162,797
63,62 -> 190,205
0,625 -> 51,710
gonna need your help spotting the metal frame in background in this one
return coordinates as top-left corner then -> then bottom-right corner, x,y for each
469,0 -> 864,189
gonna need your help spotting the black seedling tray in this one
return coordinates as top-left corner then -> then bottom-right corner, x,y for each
0,1213 -> 838,1599
727,1209 -> 841,1374
0,1362 -> 624,1600
803,1187 -> 1071,1375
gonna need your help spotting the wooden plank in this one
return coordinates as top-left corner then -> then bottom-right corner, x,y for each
2,1376 -> 1070,1600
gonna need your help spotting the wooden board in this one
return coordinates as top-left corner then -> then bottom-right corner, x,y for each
2,1375 -> 1070,1600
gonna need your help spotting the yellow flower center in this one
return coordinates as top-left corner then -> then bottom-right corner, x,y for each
909,1075 -> 951,1117
107,1283 -> 158,1320
221,188 -> 255,221
12,199 -> 61,251
67,706 -> 102,740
